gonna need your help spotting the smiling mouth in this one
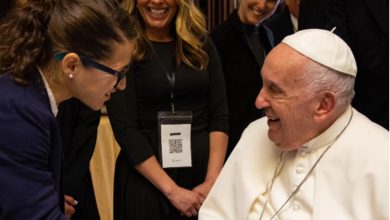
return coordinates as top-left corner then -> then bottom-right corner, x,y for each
267,116 -> 280,123
148,7 -> 168,17
250,6 -> 267,17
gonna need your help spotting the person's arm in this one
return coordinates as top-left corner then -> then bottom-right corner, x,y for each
106,74 -> 155,167
106,71 -> 202,217
193,38 -> 229,199
57,98 -> 101,218
193,131 -> 228,199
64,195 -> 78,219
135,156 -> 202,217
206,132 -> 228,183
0,100 -> 67,220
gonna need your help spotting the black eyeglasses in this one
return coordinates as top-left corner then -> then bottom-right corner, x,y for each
54,52 -> 130,88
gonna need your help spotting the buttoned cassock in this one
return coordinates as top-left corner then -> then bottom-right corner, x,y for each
199,107 -> 388,220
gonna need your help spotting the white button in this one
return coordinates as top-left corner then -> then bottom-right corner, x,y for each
292,204 -> 300,211
296,166 -> 305,174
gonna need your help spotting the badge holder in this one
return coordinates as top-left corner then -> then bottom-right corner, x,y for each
158,111 -> 192,168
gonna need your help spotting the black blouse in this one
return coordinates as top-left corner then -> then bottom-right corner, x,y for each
107,38 -> 228,169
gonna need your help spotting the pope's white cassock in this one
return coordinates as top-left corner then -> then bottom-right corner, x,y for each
199,106 -> 388,220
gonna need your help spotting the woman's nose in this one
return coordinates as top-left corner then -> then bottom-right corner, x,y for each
116,77 -> 126,91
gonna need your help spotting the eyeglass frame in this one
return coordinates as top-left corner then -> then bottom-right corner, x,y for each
54,52 -> 129,88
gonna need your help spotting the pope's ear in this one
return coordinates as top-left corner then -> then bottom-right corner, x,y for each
60,53 -> 80,74
314,91 -> 336,121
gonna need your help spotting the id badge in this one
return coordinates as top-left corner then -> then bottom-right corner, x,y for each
158,111 -> 192,168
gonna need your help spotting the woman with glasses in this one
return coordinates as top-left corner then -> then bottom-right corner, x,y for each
107,0 -> 229,219
55,53 -> 133,219
0,0 -> 138,219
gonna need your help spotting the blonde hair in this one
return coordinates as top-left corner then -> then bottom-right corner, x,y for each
122,0 -> 208,70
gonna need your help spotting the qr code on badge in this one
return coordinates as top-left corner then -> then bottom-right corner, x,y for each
169,139 -> 183,153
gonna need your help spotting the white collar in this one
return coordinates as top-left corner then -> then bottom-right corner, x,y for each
289,13 -> 298,32
304,106 -> 353,150
37,67 -> 58,116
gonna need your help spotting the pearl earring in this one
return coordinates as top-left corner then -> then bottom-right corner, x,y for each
68,73 -> 74,79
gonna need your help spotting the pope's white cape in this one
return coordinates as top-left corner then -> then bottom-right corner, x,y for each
199,107 -> 389,220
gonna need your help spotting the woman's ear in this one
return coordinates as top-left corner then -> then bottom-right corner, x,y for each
314,90 -> 336,121
61,53 -> 80,79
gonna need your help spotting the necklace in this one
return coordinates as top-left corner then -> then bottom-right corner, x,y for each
259,109 -> 354,220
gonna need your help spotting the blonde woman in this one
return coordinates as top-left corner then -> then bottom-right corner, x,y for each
107,0 -> 228,219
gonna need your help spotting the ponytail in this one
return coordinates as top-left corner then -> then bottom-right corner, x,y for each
0,0 -> 138,85
0,0 -> 54,84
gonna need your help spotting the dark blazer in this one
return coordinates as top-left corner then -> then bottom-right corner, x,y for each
210,10 -> 274,157
328,0 -> 389,128
265,4 -> 296,44
298,0 -> 330,30
57,98 -> 101,220
0,70 -> 66,219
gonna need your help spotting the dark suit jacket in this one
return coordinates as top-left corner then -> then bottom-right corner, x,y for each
298,0 -> 330,30
210,10 -> 274,157
0,70 -> 66,219
328,0 -> 389,128
265,4 -> 295,44
57,98 -> 101,219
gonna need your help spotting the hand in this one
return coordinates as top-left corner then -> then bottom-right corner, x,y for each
64,195 -> 78,219
165,185 -> 202,217
192,179 -> 215,201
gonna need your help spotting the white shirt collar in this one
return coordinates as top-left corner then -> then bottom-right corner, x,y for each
305,106 -> 353,150
290,13 -> 298,32
37,67 -> 58,116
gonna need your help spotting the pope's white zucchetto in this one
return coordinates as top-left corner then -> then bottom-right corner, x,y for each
282,28 -> 357,77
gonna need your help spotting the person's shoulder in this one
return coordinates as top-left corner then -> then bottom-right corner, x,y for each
210,23 -> 232,44
350,108 -> 389,143
0,84 -> 42,110
210,10 -> 239,39
232,117 -> 271,153
211,20 -> 233,34
203,36 -> 219,53
0,70 -> 43,101
0,73 -> 51,122
0,73 -> 25,105
335,108 -> 389,165
334,108 -> 389,179
244,117 -> 269,134
0,72 -> 13,89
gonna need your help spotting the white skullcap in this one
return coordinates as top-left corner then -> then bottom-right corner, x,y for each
282,28 -> 357,77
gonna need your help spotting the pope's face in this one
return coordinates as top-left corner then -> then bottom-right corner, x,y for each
238,0 -> 279,25
255,44 -> 319,150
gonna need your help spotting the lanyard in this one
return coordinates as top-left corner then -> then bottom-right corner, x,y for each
166,71 -> 176,113
149,42 -> 177,113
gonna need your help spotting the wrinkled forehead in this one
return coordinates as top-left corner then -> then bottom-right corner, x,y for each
263,44 -> 309,74
261,44 -> 311,89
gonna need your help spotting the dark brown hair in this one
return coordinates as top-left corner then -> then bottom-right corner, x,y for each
0,0 -> 138,84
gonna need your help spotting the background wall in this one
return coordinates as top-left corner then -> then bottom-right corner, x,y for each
195,0 -> 238,30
